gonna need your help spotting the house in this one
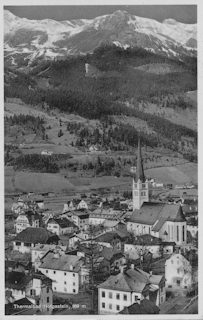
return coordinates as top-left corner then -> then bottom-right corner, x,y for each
13,227 -> 59,253
5,297 -> 33,315
93,231 -> 129,251
11,203 -> 24,215
99,247 -> 126,273
38,251 -> 83,294
98,266 -> 165,314
63,199 -> 88,213
5,271 -> 53,314
165,253 -> 195,291
46,217 -> 78,235
124,234 -> 175,259
31,244 -> 66,271
70,210 -> 90,229
102,220 -> 127,233
119,299 -> 160,314
41,150 -> 53,156
30,195 -> 45,210
5,260 -> 32,273
186,218 -> 198,238
14,211 -> 41,234
59,233 -> 84,249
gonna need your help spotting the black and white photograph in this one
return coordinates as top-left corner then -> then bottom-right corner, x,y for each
3,2 -> 201,317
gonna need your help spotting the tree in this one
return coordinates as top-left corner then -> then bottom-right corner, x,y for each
78,225 -> 102,313
58,129 -> 63,137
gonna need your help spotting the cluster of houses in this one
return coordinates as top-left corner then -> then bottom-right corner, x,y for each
5,140 -> 198,315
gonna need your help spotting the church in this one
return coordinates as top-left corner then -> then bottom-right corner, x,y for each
127,140 -> 187,246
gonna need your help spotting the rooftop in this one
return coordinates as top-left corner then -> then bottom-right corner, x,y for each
129,203 -> 185,228
14,227 -> 59,244
39,251 -> 82,272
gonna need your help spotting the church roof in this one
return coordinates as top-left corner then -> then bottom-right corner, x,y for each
135,139 -> 145,183
129,202 -> 186,228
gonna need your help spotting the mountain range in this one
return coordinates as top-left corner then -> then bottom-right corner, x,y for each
4,9 -> 197,67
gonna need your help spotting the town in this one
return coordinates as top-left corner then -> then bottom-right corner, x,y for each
5,139 -> 198,315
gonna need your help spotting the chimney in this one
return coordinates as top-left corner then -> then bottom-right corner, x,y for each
70,263 -> 73,271
53,252 -> 59,259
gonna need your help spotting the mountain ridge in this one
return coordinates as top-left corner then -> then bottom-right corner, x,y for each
4,9 -> 197,68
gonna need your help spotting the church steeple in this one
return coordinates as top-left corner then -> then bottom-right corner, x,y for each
135,139 -> 145,183
132,139 -> 149,210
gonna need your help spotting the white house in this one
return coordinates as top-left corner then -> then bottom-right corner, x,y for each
46,217 -> 78,235
5,271 -> 53,314
38,251 -> 83,294
31,244 -> 66,271
13,227 -> 59,254
14,212 -> 40,234
165,253 -> 193,291
98,266 -> 165,315
41,150 -> 53,156
70,210 -> 90,229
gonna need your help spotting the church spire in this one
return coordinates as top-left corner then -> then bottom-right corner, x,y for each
135,138 -> 145,182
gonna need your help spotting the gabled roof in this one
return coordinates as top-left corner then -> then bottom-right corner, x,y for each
98,269 -> 149,293
48,217 -> 77,229
129,203 -> 186,227
14,227 -> 59,244
119,299 -> 160,314
100,247 -> 124,262
5,271 -> 32,290
94,231 -> 128,244
39,251 -> 82,272
98,267 -> 159,293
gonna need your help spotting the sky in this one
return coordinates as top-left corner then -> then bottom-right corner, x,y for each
4,5 -> 197,24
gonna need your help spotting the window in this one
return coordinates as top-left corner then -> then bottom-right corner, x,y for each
102,303 -> 105,309
116,305 -> 120,311
102,291 -> 105,298
171,260 -> 173,264
123,294 -> 127,301
177,280 -> 180,286
116,293 -> 120,300
16,242 -> 21,246
161,287 -> 163,293
64,288 -> 67,292
109,292 -> 112,299
109,304 -> 112,310
64,272 -> 66,276
177,268 -> 180,274
73,289 -> 76,293
183,225 -> 185,242
168,285 -> 172,288
64,281 -> 66,285
54,287 -> 56,290
73,273 -> 75,277
24,242 -> 31,247
177,226 -> 179,242
47,297 -> 49,303
73,282 -> 75,286
161,297 -> 163,303
46,287 -> 49,294
134,296 -> 138,301
46,270 -> 48,273
53,271 -> 56,274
